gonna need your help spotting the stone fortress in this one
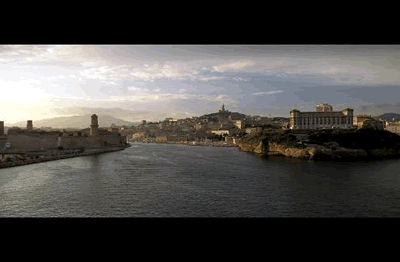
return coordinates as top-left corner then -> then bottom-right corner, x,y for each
0,114 -> 127,150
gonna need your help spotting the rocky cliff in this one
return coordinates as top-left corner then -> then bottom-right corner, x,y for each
237,129 -> 400,161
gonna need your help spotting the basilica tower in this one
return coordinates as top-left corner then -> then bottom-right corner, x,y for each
219,104 -> 226,113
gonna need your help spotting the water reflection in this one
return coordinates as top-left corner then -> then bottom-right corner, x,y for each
1,143 -> 400,217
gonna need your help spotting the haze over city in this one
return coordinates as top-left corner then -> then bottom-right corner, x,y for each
1,45 -> 400,125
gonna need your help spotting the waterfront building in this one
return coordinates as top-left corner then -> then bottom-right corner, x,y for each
289,104 -> 354,130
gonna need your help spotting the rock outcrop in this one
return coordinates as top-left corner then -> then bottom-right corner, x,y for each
253,141 -> 268,155
237,140 -> 264,154
237,129 -> 400,161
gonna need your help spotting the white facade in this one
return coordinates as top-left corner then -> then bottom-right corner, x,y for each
290,104 -> 354,130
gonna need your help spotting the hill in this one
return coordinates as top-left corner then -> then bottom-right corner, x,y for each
375,113 -> 400,121
202,111 -> 248,120
9,115 -> 140,129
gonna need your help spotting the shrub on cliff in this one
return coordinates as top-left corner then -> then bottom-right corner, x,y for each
309,129 -> 400,150
240,129 -> 306,149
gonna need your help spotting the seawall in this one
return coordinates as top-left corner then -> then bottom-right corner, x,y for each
0,146 -> 128,169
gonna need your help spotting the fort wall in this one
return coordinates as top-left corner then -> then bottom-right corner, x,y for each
6,133 -> 125,150
7,134 -> 59,150
60,136 -> 102,149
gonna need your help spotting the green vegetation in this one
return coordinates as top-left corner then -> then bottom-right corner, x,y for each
240,128 -> 400,151
308,129 -> 400,150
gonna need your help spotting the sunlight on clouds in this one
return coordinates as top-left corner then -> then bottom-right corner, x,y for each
212,61 -> 255,72
1,45 -> 399,122
251,90 -> 284,96
0,79 -> 45,103
108,92 -> 239,106
77,62 -> 250,83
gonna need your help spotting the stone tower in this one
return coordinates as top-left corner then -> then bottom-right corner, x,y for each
90,114 -> 99,136
0,121 -> 4,136
27,120 -> 33,132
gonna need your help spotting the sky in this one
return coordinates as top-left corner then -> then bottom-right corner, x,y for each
1,45 -> 400,124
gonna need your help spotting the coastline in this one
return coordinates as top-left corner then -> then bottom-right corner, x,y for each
0,146 -> 129,169
237,140 -> 400,161
132,140 -> 237,147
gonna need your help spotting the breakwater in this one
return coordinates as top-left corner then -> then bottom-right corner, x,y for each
0,146 -> 128,169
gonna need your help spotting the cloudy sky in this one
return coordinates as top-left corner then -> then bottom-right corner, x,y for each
1,45 -> 400,124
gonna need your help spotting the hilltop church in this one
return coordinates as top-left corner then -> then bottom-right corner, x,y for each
219,104 -> 226,113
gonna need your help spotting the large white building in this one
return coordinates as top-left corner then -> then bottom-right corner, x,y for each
290,104 -> 354,130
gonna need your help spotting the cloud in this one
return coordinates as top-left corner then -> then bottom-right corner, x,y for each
50,107 -> 153,117
78,63 -> 190,82
198,76 -> 227,82
212,60 -> 255,72
76,61 -> 253,84
232,77 -> 248,82
357,102 -> 400,113
0,45 -> 89,66
251,90 -> 284,96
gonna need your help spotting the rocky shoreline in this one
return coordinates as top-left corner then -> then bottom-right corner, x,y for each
237,138 -> 400,161
0,146 -> 128,169
134,134 -> 400,161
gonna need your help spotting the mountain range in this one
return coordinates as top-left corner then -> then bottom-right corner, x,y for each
374,113 -> 400,121
8,114 -> 140,129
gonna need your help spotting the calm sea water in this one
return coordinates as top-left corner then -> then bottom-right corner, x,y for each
1,142 -> 400,217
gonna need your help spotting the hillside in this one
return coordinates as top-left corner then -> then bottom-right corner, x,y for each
375,113 -> 400,120
9,115 -> 140,129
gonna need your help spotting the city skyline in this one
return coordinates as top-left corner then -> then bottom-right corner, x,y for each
1,45 -> 400,124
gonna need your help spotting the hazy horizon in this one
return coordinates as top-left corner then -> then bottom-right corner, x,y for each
1,45 -> 400,124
